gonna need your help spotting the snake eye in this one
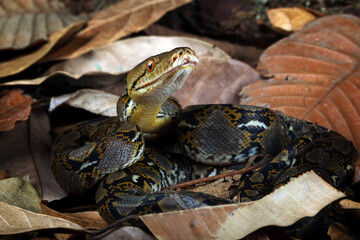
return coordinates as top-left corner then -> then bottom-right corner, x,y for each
146,59 -> 156,72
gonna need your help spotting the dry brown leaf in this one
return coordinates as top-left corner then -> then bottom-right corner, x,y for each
0,105 -> 66,201
40,204 -> 107,229
339,199 -> 360,219
0,176 -> 41,213
240,14 -> 360,150
0,0 -> 84,50
0,21 -> 84,78
49,89 -> 119,116
141,171 -> 345,240
0,201 -> 86,235
267,7 -> 317,33
328,222 -> 359,240
0,89 -> 34,132
42,0 -> 193,61
174,56 -> 260,106
2,36 -> 228,86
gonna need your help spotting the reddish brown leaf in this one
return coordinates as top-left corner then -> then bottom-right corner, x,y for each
240,14 -> 360,150
0,89 -> 34,132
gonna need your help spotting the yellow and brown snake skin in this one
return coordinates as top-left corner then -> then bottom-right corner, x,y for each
51,47 -> 357,238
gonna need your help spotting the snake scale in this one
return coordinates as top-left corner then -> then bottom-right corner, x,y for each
51,47 -> 357,236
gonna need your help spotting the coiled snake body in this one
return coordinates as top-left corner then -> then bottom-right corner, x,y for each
51,48 -> 357,231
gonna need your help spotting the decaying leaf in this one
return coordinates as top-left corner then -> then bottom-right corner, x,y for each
0,89 -> 34,132
42,0 -> 193,61
0,21 -> 84,78
240,14 -> 360,150
141,171 -> 345,240
0,176 -> 41,213
3,36 -> 229,86
49,89 -> 119,116
267,7 -> 318,33
0,201 -> 85,235
0,0 -> 84,50
0,105 -> 67,201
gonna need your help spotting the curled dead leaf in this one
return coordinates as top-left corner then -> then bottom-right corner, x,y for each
141,171 -> 345,240
49,89 -> 119,116
240,14 -> 360,150
0,89 -> 34,132
0,21 -> 84,78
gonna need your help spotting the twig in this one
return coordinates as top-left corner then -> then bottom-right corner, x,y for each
164,154 -> 273,191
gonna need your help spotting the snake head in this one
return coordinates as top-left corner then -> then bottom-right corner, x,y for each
127,47 -> 199,105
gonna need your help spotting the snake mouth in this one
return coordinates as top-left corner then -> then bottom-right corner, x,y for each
135,60 -> 197,91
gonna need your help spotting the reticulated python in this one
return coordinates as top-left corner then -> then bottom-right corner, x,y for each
51,47 -> 357,237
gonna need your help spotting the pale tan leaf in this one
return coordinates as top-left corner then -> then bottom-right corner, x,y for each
141,171 -> 345,240
267,7 -> 317,33
0,0 -> 84,50
49,89 -> 118,116
2,36 -> 229,86
0,201 -> 85,235
0,176 -> 41,213
0,21 -> 84,78
42,0 -> 193,61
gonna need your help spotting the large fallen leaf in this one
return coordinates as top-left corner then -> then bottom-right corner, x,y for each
0,0 -> 84,50
240,14 -> 360,150
0,89 -> 34,132
0,176 -> 41,213
0,105 -> 66,201
42,0 -> 193,61
0,21 -> 84,78
2,36 -> 229,87
141,171 -> 345,240
174,56 -> 260,106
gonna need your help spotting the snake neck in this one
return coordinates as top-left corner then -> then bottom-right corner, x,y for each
117,92 -> 177,134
